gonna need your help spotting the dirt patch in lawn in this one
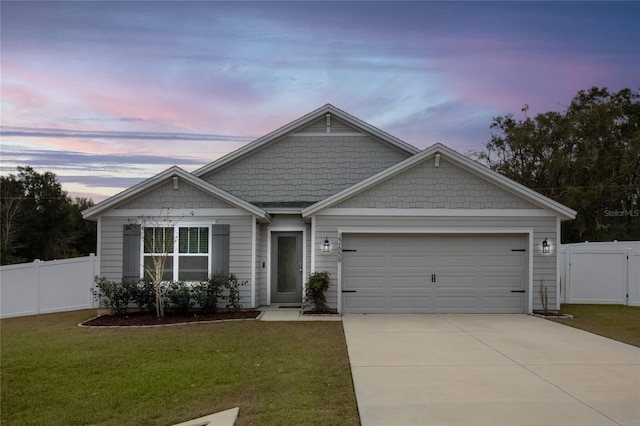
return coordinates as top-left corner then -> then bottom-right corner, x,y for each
81,310 -> 261,327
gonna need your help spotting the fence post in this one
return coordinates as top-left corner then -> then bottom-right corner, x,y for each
90,253 -> 98,308
34,259 -> 42,315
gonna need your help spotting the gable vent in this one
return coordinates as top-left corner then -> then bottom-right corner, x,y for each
326,113 -> 331,133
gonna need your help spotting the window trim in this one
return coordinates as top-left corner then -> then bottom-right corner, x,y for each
140,224 -> 212,282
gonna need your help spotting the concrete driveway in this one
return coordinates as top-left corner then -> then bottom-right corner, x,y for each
342,314 -> 640,426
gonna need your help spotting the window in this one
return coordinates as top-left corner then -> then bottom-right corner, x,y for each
142,226 -> 210,281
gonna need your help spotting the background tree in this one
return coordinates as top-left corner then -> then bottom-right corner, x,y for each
0,167 -> 97,264
475,87 -> 639,242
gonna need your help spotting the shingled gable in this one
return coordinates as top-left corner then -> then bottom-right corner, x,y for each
192,103 -> 420,177
82,166 -> 269,220
302,143 -> 577,219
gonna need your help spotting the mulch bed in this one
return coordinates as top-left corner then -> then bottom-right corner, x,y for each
81,310 -> 261,327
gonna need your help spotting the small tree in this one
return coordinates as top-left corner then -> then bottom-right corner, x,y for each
539,277 -> 549,314
136,208 -> 193,317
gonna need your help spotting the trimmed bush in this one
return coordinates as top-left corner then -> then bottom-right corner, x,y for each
192,273 -> 225,313
166,281 -> 194,314
93,277 -> 135,315
132,280 -> 156,314
304,271 -> 331,312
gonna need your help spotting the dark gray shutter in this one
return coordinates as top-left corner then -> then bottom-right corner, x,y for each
211,224 -> 230,276
123,224 -> 141,282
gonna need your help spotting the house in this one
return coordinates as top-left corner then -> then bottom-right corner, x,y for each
83,104 -> 576,314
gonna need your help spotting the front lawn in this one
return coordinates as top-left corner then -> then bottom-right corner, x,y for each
552,304 -> 640,347
1,310 -> 360,426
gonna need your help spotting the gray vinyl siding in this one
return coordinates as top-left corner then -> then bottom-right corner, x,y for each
224,216 -> 253,306
336,158 -> 537,209
201,135 -> 411,203
256,223 -> 267,306
313,215 -> 558,311
98,214 -> 255,308
116,179 -> 234,210
100,216 -> 129,280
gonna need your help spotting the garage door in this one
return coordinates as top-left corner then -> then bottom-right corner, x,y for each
341,234 -> 527,313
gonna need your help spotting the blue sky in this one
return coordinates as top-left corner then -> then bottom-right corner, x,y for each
1,1 -> 638,201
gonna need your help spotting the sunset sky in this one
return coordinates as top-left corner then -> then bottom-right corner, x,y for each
1,1 -> 638,202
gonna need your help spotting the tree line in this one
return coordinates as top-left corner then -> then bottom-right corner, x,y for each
1,166 -> 97,265
474,87 -> 639,243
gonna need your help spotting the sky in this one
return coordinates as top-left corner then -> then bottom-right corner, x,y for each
1,1 -> 638,203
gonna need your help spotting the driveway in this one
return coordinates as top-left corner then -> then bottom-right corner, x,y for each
342,314 -> 640,426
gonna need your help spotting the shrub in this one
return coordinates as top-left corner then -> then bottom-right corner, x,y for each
131,280 -> 156,314
304,271 -> 331,312
93,277 -> 135,315
225,273 -> 246,312
166,281 -> 194,314
192,273 -> 225,313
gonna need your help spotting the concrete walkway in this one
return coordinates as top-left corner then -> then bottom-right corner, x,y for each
343,314 -> 640,426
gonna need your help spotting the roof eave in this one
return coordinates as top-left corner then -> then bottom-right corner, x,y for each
82,166 -> 269,221
303,143 -> 577,220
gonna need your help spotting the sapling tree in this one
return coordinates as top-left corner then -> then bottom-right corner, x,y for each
135,208 -> 194,317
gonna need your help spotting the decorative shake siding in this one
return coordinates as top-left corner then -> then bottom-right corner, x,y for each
116,179 -> 235,210
336,158 -> 537,209
313,215 -> 558,311
295,116 -> 362,134
201,135 -> 411,202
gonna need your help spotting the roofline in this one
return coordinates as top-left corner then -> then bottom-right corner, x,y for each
82,166 -> 269,220
302,143 -> 577,220
193,104 -> 420,177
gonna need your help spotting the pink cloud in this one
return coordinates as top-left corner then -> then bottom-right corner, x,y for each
432,49 -> 635,116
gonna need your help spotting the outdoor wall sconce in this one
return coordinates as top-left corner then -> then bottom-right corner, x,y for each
542,238 -> 550,254
322,237 -> 332,253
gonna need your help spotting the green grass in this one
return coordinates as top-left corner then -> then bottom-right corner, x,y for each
1,310 -> 360,426
552,304 -> 640,347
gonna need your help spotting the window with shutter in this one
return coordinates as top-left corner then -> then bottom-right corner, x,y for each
136,224 -> 224,282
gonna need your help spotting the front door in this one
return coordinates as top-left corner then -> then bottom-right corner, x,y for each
271,232 -> 303,304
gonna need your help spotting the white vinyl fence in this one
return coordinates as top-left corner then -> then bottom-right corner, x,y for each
560,241 -> 640,306
0,255 -> 99,319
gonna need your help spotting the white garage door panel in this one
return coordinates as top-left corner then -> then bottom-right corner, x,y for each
342,234 -> 527,314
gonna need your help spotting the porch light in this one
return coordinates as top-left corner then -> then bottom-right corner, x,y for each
322,237 -> 332,253
542,238 -> 550,254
